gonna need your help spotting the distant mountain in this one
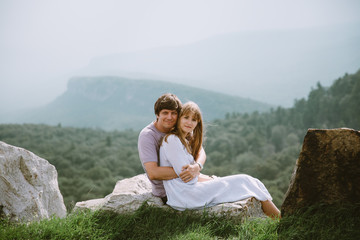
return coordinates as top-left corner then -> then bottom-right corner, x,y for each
3,77 -> 272,130
76,23 -> 360,107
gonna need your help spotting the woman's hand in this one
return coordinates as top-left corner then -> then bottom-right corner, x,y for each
179,164 -> 200,182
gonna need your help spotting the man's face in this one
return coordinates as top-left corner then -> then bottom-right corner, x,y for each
156,109 -> 178,132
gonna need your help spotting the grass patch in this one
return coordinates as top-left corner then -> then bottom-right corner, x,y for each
2,203 -> 358,240
0,210 -> 107,240
277,203 -> 360,240
0,204 -> 278,240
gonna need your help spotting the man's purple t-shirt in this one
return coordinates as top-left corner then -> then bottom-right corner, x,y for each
138,122 -> 166,197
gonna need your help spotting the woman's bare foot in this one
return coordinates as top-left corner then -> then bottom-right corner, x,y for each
261,200 -> 281,219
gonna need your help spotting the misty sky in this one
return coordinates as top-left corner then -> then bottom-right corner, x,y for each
1,0 -> 360,111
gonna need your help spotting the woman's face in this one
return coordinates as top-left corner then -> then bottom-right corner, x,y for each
179,111 -> 198,134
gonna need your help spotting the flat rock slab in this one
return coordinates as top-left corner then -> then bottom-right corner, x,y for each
74,174 -> 265,219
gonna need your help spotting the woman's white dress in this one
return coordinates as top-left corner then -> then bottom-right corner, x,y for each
159,135 -> 272,211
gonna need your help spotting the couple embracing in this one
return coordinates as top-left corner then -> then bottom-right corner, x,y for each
138,93 -> 280,219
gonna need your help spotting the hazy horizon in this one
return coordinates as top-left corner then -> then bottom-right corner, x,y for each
1,0 -> 360,112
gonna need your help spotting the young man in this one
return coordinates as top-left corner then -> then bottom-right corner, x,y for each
138,93 -> 206,203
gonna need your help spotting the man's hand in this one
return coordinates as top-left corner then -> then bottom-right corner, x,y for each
179,164 -> 201,182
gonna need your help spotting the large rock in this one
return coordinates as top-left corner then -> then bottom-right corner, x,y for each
281,128 -> 360,217
0,141 -> 67,222
75,174 -> 164,213
74,174 -> 265,219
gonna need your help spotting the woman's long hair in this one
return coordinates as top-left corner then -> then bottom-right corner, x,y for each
164,101 -> 203,159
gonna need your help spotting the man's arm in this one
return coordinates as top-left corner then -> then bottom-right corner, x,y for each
144,162 -> 178,180
143,147 -> 206,183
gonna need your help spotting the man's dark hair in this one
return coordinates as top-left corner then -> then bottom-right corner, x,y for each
154,93 -> 182,116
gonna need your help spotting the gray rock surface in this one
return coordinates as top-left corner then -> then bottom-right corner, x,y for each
0,141 -> 67,222
281,128 -> 360,217
74,174 -> 266,219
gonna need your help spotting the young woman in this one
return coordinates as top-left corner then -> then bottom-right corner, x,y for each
159,101 -> 280,219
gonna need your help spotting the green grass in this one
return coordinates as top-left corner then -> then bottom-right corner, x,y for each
0,205 -> 277,240
277,203 -> 360,240
1,203 -> 359,240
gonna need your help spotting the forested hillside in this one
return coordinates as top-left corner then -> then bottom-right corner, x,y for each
203,69 -> 360,204
0,69 -> 359,209
0,125 -> 140,209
